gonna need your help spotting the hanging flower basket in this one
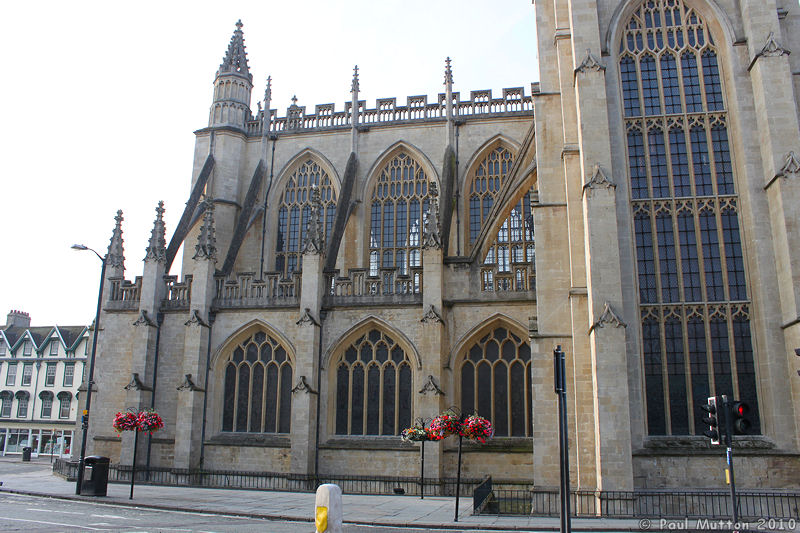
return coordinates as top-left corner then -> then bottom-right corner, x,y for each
112,411 -> 138,433
460,414 -> 494,444
428,412 -> 461,440
136,409 -> 164,434
400,426 -> 430,442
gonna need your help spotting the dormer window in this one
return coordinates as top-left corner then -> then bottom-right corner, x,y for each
0,343 -> 6,357
22,340 -> 32,356
49,341 -> 59,356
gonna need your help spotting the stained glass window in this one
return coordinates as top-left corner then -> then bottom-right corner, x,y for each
620,0 -> 760,435
275,159 -> 337,277
221,331 -> 293,433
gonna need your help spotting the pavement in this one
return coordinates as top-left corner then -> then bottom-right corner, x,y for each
0,456 -> 647,531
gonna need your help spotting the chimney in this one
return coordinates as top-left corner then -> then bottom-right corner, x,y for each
6,310 -> 31,328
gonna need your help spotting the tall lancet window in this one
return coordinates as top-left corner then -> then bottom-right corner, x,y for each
619,0 -> 759,436
221,330 -> 293,434
468,146 -> 535,291
369,153 -> 433,277
275,159 -> 337,277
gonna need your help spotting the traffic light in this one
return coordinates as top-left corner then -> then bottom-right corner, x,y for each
700,396 -> 721,445
730,401 -> 750,435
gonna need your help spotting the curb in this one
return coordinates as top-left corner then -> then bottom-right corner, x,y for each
0,487 -> 643,531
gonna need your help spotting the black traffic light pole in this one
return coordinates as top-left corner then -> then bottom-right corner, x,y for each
721,395 -> 739,525
554,346 -> 572,533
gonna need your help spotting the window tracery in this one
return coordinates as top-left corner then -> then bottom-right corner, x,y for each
369,153 -> 432,278
334,329 -> 412,436
221,330 -> 293,433
459,326 -> 532,437
467,146 -> 536,292
275,159 -> 337,277
620,0 -> 760,436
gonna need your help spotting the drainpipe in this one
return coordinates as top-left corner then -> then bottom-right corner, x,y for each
313,309 -> 327,479
199,311 -> 216,469
145,312 -> 163,476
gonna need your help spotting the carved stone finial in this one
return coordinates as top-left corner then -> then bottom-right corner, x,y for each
575,49 -> 606,76
106,209 -> 125,269
264,76 -> 272,105
291,95 -> 298,106
589,302 -> 628,334
420,304 -> 444,324
582,164 -> 616,195
218,20 -> 250,79
176,374 -> 204,392
184,309 -> 210,328
302,185 -> 325,254
444,57 -> 454,86
123,373 -> 152,392
291,375 -> 318,395
296,308 -> 320,327
351,65 -> 360,94
418,375 -> 444,396
194,196 -> 217,261
422,182 -> 442,249
132,310 -> 156,328
144,201 -> 167,263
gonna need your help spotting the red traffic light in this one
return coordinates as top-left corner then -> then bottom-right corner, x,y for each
730,401 -> 750,435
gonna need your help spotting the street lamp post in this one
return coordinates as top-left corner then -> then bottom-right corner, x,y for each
71,244 -> 106,495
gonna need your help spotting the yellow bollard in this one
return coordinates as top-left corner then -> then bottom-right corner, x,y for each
315,483 -> 343,533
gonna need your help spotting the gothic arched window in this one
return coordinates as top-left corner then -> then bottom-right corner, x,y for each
468,146 -> 535,291
369,153 -> 432,277
619,0 -> 759,436
334,329 -> 412,435
221,330 -> 293,433
275,159 -> 337,277
459,326 -> 532,437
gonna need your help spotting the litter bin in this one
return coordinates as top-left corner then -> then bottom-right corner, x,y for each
81,456 -> 110,496
21,447 -> 31,462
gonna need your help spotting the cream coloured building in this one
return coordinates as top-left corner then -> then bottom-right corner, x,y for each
81,0 -> 800,492
0,310 -> 88,457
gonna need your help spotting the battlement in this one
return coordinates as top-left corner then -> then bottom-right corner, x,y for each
243,85 -> 535,136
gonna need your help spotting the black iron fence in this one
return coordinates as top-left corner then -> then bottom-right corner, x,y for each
476,488 -> 800,520
53,459 -> 480,496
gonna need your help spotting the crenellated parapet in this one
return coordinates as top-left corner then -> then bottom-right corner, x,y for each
242,86 -> 534,136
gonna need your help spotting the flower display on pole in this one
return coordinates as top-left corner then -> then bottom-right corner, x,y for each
400,426 -> 431,443
427,411 -> 461,440
136,409 -> 164,434
112,409 -> 164,434
112,411 -> 138,433
460,414 -> 494,444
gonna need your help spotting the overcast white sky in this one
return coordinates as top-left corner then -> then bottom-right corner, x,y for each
0,0 -> 538,327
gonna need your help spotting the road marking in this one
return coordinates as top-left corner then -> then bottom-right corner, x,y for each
1,516 -> 111,530
91,513 -> 132,519
26,507 -> 84,515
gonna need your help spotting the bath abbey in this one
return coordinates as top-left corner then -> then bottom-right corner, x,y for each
82,0 -> 800,492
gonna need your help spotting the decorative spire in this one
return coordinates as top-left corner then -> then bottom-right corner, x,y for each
106,210 -> 125,269
351,65 -> 360,94
302,185 -> 325,254
217,19 -> 251,81
422,182 -> 442,249
444,57 -> 453,86
264,76 -> 272,107
194,196 -> 217,261
144,201 -> 167,263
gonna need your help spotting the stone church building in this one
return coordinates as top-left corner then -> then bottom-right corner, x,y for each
82,0 -> 800,491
